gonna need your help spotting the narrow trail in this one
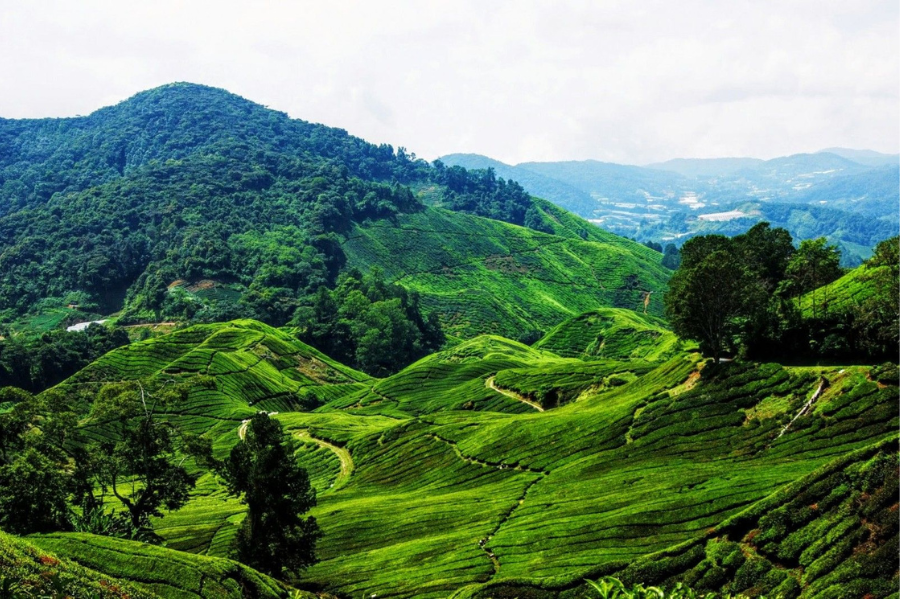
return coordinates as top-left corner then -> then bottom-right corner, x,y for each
294,430 -> 354,491
485,376 -> 544,412
237,419 -> 354,492
427,432 -> 549,578
777,377 -> 828,439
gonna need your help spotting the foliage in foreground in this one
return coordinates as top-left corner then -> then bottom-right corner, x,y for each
586,576 -> 722,599
0,529 -> 150,598
221,413 -> 321,578
30,531 -> 288,598
0,324 -> 129,394
665,224 -> 897,362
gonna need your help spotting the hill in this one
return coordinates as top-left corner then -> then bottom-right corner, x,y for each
28,533 -> 288,599
342,205 -> 670,338
817,147 -> 900,167
796,263 -> 887,319
0,529 -> 151,598
25,318 -> 897,598
0,83 -> 667,344
646,157 -> 764,178
533,307 -> 680,361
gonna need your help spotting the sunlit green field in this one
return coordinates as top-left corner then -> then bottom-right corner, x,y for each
30,313 -> 899,598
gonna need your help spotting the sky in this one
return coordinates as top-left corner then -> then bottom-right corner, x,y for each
0,1 -> 897,165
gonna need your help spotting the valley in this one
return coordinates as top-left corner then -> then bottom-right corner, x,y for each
0,84 -> 896,600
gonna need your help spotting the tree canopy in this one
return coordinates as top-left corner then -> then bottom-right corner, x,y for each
221,412 -> 320,577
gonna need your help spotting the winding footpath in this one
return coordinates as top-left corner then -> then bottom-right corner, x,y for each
293,429 -> 354,491
485,376 -> 544,412
237,417 -> 354,492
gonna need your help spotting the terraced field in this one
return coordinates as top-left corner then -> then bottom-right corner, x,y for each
31,313 -> 900,598
29,533 -> 287,599
797,263 -> 889,318
343,207 -> 671,339
534,307 -> 682,361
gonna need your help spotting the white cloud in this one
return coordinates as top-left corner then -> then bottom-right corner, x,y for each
0,0 -> 896,164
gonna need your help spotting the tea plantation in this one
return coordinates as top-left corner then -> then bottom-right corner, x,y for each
14,309 -> 895,598
342,205 -> 671,339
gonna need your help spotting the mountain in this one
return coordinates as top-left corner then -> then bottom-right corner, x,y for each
789,163 -> 900,219
27,314 -> 899,598
646,156 -> 764,178
818,147 -> 900,167
0,83 -> 668,340
441,151 -> 899,265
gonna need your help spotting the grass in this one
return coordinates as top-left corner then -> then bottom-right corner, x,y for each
29,533 -> 287,598
534,307 -> 681,361
796,264 -> 888,319
342,207 -> 671,339
0,529 -> 151,598
23,315 -> 899,598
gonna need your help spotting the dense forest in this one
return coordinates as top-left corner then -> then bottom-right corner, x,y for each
0,83 -> 550,329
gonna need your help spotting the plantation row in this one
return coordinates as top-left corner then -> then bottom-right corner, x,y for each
18,312 -> 897,598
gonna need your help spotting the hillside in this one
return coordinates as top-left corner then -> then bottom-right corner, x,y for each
0,529 -> 151,598
21,317 -> 897,598
28,533 -> 288,599
796,264 -> 888,319
343,206 -> 670,338
534,307 -> 680,361
0,83 -> 667,343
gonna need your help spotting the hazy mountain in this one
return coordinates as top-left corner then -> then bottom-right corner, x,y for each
817,147 -> 900,167
647,157 -> 764,178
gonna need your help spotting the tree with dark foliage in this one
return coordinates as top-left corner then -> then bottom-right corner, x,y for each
221,413 -> 321,578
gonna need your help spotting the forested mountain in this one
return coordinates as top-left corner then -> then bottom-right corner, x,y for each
0,83 -> 896,600
0,83 -> 666,342
440,150 -> 899,265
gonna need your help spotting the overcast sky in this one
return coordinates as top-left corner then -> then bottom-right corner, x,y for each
1,1 -> 897,164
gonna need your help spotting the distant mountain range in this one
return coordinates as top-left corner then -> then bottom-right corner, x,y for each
439,149 -> 899,265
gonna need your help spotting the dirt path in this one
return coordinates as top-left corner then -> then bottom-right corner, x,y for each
237,410 -> 279,441
485,376 -> 544,412
777,377 -> 827,439
294,430 -> 354,491
238,418 -> 353,491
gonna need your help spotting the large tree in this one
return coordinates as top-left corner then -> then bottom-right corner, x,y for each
0,387 -> 74,534
665,244 -> 754,363
221,413 -> 321,577
83,381 -> 198,531
786,238 -> 843,318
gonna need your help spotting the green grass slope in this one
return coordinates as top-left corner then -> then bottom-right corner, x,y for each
0,529 -> 151,598
796,264 -> 887,318
54,319 -> 371,439
40,322 -> 898,598
286,360 -> 896,597
342,207 -> 670,339
534,307 -> 681,361
29,533 -> 287,598
468,435 -> 899,599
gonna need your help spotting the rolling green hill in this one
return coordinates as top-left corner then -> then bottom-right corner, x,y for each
25,317 -> 897,598
28,533 -> 288,599
0,529 -> 151,598
0,83 -> 667,346
534,307 -> 681,361
343,206 -> 670,338
796,263 -> 887,319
